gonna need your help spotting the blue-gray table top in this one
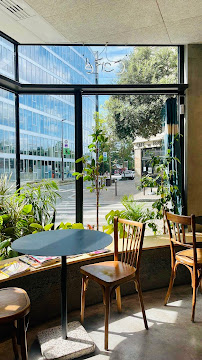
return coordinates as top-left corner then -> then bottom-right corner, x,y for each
12,229 -> 112,257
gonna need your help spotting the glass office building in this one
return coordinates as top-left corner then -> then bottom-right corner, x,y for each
0,37 -> 96,182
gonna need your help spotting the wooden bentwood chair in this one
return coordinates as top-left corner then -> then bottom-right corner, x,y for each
80,217 -> 148,350
0,287 -> 30,359
164,212 -> 202,322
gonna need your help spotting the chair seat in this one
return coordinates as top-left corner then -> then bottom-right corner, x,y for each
176,248 -> 202,266
0,287 -> 30,324
80,261 -> 136,286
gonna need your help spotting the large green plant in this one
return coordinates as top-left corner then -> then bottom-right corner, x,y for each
0,177 -> 61,259
103,194 -> 156,236
138,149 -> 181,227
0,202 -> 33,260
18,180 -> 60,225
0,175 -> 34,259
0,176 -> 88,260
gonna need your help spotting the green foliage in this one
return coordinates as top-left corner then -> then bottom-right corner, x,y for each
55,222 -> 84,230
0,177 -> 61,260
103,195 -> 156,236
138,149 -> 181,222
73,113 -> 108,188
0,174 -> 14,198
17,180 -> 60,225
29,223 -> 54,233
0,176 -> 86,260
105,47 -> 178,140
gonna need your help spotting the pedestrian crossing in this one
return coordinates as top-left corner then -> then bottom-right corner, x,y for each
55,181 -> 159,234
55,198 -> 125,227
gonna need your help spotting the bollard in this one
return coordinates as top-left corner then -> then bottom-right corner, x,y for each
115,180 -> 117,196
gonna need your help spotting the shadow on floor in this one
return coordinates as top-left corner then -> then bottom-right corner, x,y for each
0,285 -> 201,360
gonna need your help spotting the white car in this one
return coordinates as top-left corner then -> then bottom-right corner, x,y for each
121,170 -> 135,180
111,174 -> 122,181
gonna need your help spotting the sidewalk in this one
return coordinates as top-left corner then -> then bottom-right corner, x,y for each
95,179 -> 159,204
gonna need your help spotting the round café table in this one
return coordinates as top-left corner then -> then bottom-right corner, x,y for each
12,229 -> 112,341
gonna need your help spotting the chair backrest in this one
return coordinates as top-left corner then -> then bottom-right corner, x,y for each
165,212 -> 196,249
114,217 -> 146,272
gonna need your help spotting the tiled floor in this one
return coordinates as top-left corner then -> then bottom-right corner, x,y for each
0,285 -> 201,360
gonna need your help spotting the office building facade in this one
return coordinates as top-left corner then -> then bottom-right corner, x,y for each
0,37 -> 96,182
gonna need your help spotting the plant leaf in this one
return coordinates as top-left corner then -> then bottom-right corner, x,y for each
44,223 -> 53,231
72,223 -> 84,229
29,223 -> 43,229
0,239 -> 11,250
22,204 -> 32,214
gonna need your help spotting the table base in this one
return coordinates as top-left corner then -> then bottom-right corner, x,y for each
38,321 -> 95,360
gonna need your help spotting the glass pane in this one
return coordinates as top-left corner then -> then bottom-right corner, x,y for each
0,36 -> 14,79
19,94 -> 77,225
82,94 -> 177,234
0,89 -> 15,181
18,45 -> 178,85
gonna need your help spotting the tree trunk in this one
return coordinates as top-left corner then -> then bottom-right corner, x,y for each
96,141 -> 99,231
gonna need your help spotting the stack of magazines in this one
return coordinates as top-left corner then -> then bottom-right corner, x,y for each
0,261 -> 30,280
88,248 -> 110,256
20,255 -> 59,268
0,256 -> 60,280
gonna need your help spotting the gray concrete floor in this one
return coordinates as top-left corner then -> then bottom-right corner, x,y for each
0,285 -> 201,360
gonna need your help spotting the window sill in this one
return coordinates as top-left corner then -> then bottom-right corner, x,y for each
0,232 -> 202,284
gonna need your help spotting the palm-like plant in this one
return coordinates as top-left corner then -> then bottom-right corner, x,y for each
0,177 -> 61,259
18,180 -> 60,225
103,195 -> 156,237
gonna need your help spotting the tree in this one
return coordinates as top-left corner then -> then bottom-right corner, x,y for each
105,47 -> 178,140
73,113 -> 108,230
99,132 -> 134,173
99,107 -> 135,171
116,140 -> 134,169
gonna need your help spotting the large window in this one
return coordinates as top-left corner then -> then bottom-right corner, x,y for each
19,95 -> 77,183
19,45 -> 96,85
18,45 -> 178,85
82,94 -> 176,233
0,89 -> 15,181
0,35 -> 14,80
0,32 -> 184,231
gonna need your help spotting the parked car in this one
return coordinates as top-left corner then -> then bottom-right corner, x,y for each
121,170 -> 135,180
111,174 -> 122,181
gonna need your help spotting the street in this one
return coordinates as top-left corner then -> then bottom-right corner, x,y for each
55,179 -> 160,234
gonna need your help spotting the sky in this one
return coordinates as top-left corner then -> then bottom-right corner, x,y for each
88,46 -> 134,111
90,45 -> 133,84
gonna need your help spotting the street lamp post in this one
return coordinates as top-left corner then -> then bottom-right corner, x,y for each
61,119 -> 65,181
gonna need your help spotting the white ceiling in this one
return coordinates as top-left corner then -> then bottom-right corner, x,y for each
0,0 -> 202,44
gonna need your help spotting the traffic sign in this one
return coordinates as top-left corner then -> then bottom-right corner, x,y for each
64,139 -> 69,148
103,152 -> 107,162
63,148 -> 71,155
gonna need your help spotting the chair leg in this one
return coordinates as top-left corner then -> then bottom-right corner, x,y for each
104,287 -> 110,351
164,265 -> 176,305
17,317 -> 28,360
197,269 -> 202,294
135,279 -> 148,330
116,286 -> 122,313
11,321 -> 19,360
191,279 -> 197,322
81,275 -> 88,324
